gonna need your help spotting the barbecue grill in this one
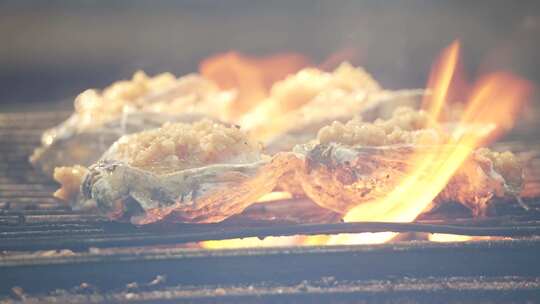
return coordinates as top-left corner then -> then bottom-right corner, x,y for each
1,111 -> 540,303
2,1 -> 540,303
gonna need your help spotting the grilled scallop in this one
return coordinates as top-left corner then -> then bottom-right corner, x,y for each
264,89 -> 426,154
240,63 -> 381,146
31,71 -> 233,175
291,107 -> 524,217
55,120 -> 298,225
238,62 -> 425,154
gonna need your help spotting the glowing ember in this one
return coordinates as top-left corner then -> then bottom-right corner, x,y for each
428,234 -> 474,242
255,191 -> 293,203
200,41 -> 531,249
202,236 -> 303,249
428,234 -> 504,243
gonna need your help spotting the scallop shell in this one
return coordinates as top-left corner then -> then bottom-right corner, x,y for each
291,142 -> 522,217
78,153 -> 299,225
30,74 -> 232,176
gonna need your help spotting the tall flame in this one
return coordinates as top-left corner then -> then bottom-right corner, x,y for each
423,40 -> 460,122
200,41 -> 531,249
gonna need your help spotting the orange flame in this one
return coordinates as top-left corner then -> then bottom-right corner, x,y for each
423,40 -> 460,122
200,52 -> 310,120
200,42 -> 531,249
329,44 -> 530,245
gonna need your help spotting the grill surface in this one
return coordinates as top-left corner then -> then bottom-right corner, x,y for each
1,113 -> 539,251
1,112 -> 540,302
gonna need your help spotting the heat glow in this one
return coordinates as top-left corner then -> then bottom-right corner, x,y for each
200,41 -> 531,248
200,52 -> 309,120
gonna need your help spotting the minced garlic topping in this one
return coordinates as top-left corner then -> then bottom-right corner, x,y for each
331,61 -> 382,93
74,71 -> 176,121
315,107 -> 524,196
270,62 -> 381,112
317,107 -> 441,146
476,148 -> 523,189
112,119 -> 262,172
240,62 -> 382,141
71,71 -> 226,130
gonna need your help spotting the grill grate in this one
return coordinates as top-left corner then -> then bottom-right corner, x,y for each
2,240 -> 540,302
10,276 -> 540,304
1,112 -> 540,251
1,112 -> 540,302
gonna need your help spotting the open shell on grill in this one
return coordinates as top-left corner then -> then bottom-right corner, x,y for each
234,62 -> 426,154
30,71 -> 233,175
288,107 -> 524,217
264,89 -> 426,154
57,120 -> 298,225
239,63 -> 382,149
293,143 -> 522,217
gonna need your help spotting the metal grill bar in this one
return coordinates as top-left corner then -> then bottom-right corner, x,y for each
0,112 -> 540,301
5,276 -> 540,303
2,240 -> 540,296
2,218 -> 540,251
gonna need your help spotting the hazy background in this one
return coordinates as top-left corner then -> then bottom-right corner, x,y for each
1,0 -> 539,111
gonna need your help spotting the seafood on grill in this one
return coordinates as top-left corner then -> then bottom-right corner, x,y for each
42,58 -> 529,226
53,108 -> 525,225
290,107 -> 524,217
236,62 -> 427,154
30,71 -> 233,175
239,63 -> 381,146
264,89 -> 426,154
54,119 -> 298,225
